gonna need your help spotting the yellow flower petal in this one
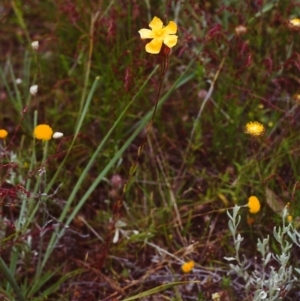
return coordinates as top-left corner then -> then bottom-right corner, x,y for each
138,29 -> 154,39
163,35 -> 178,48
164,21 -> 177,34
149,16 -> 163,30
145,38 -> 163,54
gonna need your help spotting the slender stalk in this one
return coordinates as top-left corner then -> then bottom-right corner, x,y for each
0,257 -> 25,301
175,56 -> 226,187
77,11 -> 99,121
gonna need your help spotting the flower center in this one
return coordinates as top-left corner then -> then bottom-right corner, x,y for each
155,29 -> 164,37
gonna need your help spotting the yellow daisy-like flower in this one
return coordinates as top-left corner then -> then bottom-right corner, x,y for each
34,124 -> 53,141
287,215 -> 293,223
244,121 -> 265,137
138,16 -> 178,54
248,196 -> 261,214
181,260 -> 195,273
0,129 -> 8,139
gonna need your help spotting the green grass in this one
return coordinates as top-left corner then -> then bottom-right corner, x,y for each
1,0 -> 300,300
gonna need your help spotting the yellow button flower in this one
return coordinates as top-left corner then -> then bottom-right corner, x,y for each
34,124 -> 53,141
248,196 -> 261,214
138,16 -> 178,54
181,260 -> 195,273
0,129 -> 8,139
244,121 -> 265,137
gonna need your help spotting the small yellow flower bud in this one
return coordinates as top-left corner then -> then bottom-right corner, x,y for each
248,196 -> 261,214
181,260 -> 195,273
0,129 -> 8,139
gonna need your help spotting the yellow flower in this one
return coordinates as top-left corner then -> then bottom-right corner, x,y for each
34,124 -> 53,141
287,215 -> 293,223
0,129 -> 8,139
181,260 -> 195,273
248,196 -> 261,214
293,94 -> 300,104
288,18 -> 300,30
244,121 -> 265,137
289,18 -> 300,27
138,16 -> 178,54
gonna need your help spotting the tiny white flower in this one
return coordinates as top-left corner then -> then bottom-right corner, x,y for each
52,132 -> 64,139
29,85 -> 38,96
31,41 -> 39,50
15,78 -> 22,85
212,292 -> 220,301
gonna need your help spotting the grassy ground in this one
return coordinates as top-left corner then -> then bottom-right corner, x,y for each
1,0 -> 300,300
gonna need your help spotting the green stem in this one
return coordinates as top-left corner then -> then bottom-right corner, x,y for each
0,257 -> 25,301
77,12 -> 99,121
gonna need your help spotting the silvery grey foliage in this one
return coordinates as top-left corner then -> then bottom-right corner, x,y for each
225,205 -> 298,301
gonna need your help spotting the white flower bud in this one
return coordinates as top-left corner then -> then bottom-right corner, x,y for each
52,132 -> 64,139
29,85 -> 38,96
15,78 -> 22,85
112,228 -> 119,244
31,41 -> 39,50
